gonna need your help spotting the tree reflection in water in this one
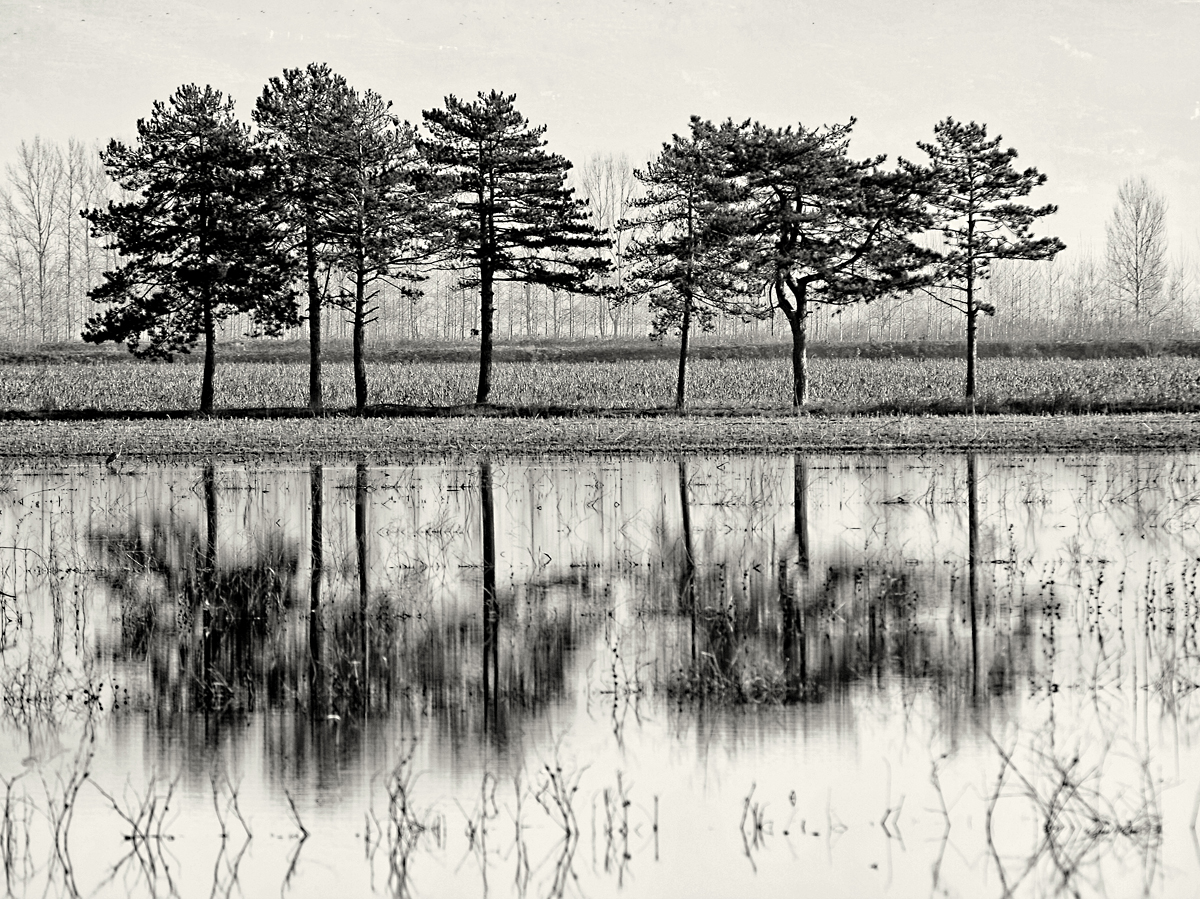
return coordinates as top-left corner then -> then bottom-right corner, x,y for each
664,453 -> 1015,708
89,460 -> 301,714
84,456 -> 1033,732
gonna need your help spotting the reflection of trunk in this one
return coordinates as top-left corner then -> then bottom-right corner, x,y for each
204,462 -> 218,576
309,463 -> 324,711
794,455 -> 809,573
202,462 -> 217,689
355,459 -> 369,708
967,453 -> 979,698
782,453 -> 807,684
678,459 -> 697,662
481,460 -> 499,729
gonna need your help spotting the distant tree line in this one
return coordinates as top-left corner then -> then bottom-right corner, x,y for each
0,62 -> 1193,412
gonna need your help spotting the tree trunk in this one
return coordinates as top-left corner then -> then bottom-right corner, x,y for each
965,292 -> 977,413
200,300 -> 216,414
675,293 -> 692,411
306,224 -> 323,414
787,291 -> 810,409
476,266 -> 495,404
353,267 -> 367,414
964,221 -> 977,413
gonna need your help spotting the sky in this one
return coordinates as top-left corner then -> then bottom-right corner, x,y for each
2,0 -> 1198,257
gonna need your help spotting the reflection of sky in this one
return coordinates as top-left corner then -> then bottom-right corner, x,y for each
0,453 -> 1198,897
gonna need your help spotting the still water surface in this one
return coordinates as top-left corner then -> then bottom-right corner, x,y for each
0,452 -> 1198,897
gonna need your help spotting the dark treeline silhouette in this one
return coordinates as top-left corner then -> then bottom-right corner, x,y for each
2,64 -> 1107,413
2,139 -> 1196,352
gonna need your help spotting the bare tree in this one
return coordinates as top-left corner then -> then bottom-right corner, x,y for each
5,137 -> 66,342
58,138 -> 107,340
576,152 -> 639,338
1163,252 -> 1197,335
0,188 -> 33,342
1105,176 -> 1168,331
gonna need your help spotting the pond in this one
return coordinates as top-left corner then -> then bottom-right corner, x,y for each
0,451 -> 1198,898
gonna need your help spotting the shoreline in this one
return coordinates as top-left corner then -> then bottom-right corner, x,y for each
0,412 -> 1195,461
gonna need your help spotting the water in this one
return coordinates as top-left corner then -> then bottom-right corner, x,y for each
1,452 -> 1198,898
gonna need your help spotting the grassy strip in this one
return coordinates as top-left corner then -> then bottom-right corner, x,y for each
5,356 -> 1200,414
0,413 -> 1195,460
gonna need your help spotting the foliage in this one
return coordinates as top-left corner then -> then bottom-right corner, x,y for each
726,117 -> 936,407
322,88 -> 433,411
916,118 -> 1065,406
253,62 -> 358,412
574,152 -> 640,337
81,84 -> 296,413
419,90 -> 610,403
623,117 -> 752,409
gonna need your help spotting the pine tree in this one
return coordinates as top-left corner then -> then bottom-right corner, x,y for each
727,119 -> 934,408
324,89 -> 432,412
916,118 -> 1064,409
419,91 -> 609,405
623,117 -> 751,410
82,84 -> 296,414
254,63 -> 357,414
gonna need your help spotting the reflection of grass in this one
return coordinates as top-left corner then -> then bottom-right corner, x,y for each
987,730 -> 1164,892
661,652 -> 822,704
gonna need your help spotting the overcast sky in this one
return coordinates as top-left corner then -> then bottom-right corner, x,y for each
2,0 -> 1197,256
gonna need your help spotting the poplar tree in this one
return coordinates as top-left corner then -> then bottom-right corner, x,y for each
917,118 -> 1064,409
1105,175 -> 1168,329
82,84 -> 295,413
419,90 -> 609,405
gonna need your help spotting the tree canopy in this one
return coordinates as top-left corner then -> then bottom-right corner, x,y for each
726,118 -> 935,407
917,117 -> 1064,408
323,88 -> 431,411
253,62 -> 357,413
419,90 -> 609,404
623,116 -> 752,410
82,83 -> 295,413
1105,175 -> 1168,330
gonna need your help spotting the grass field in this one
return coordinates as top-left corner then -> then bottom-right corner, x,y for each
3,353 -> 1200,415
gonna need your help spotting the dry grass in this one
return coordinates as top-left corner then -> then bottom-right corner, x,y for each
2,356 -> 1200,414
